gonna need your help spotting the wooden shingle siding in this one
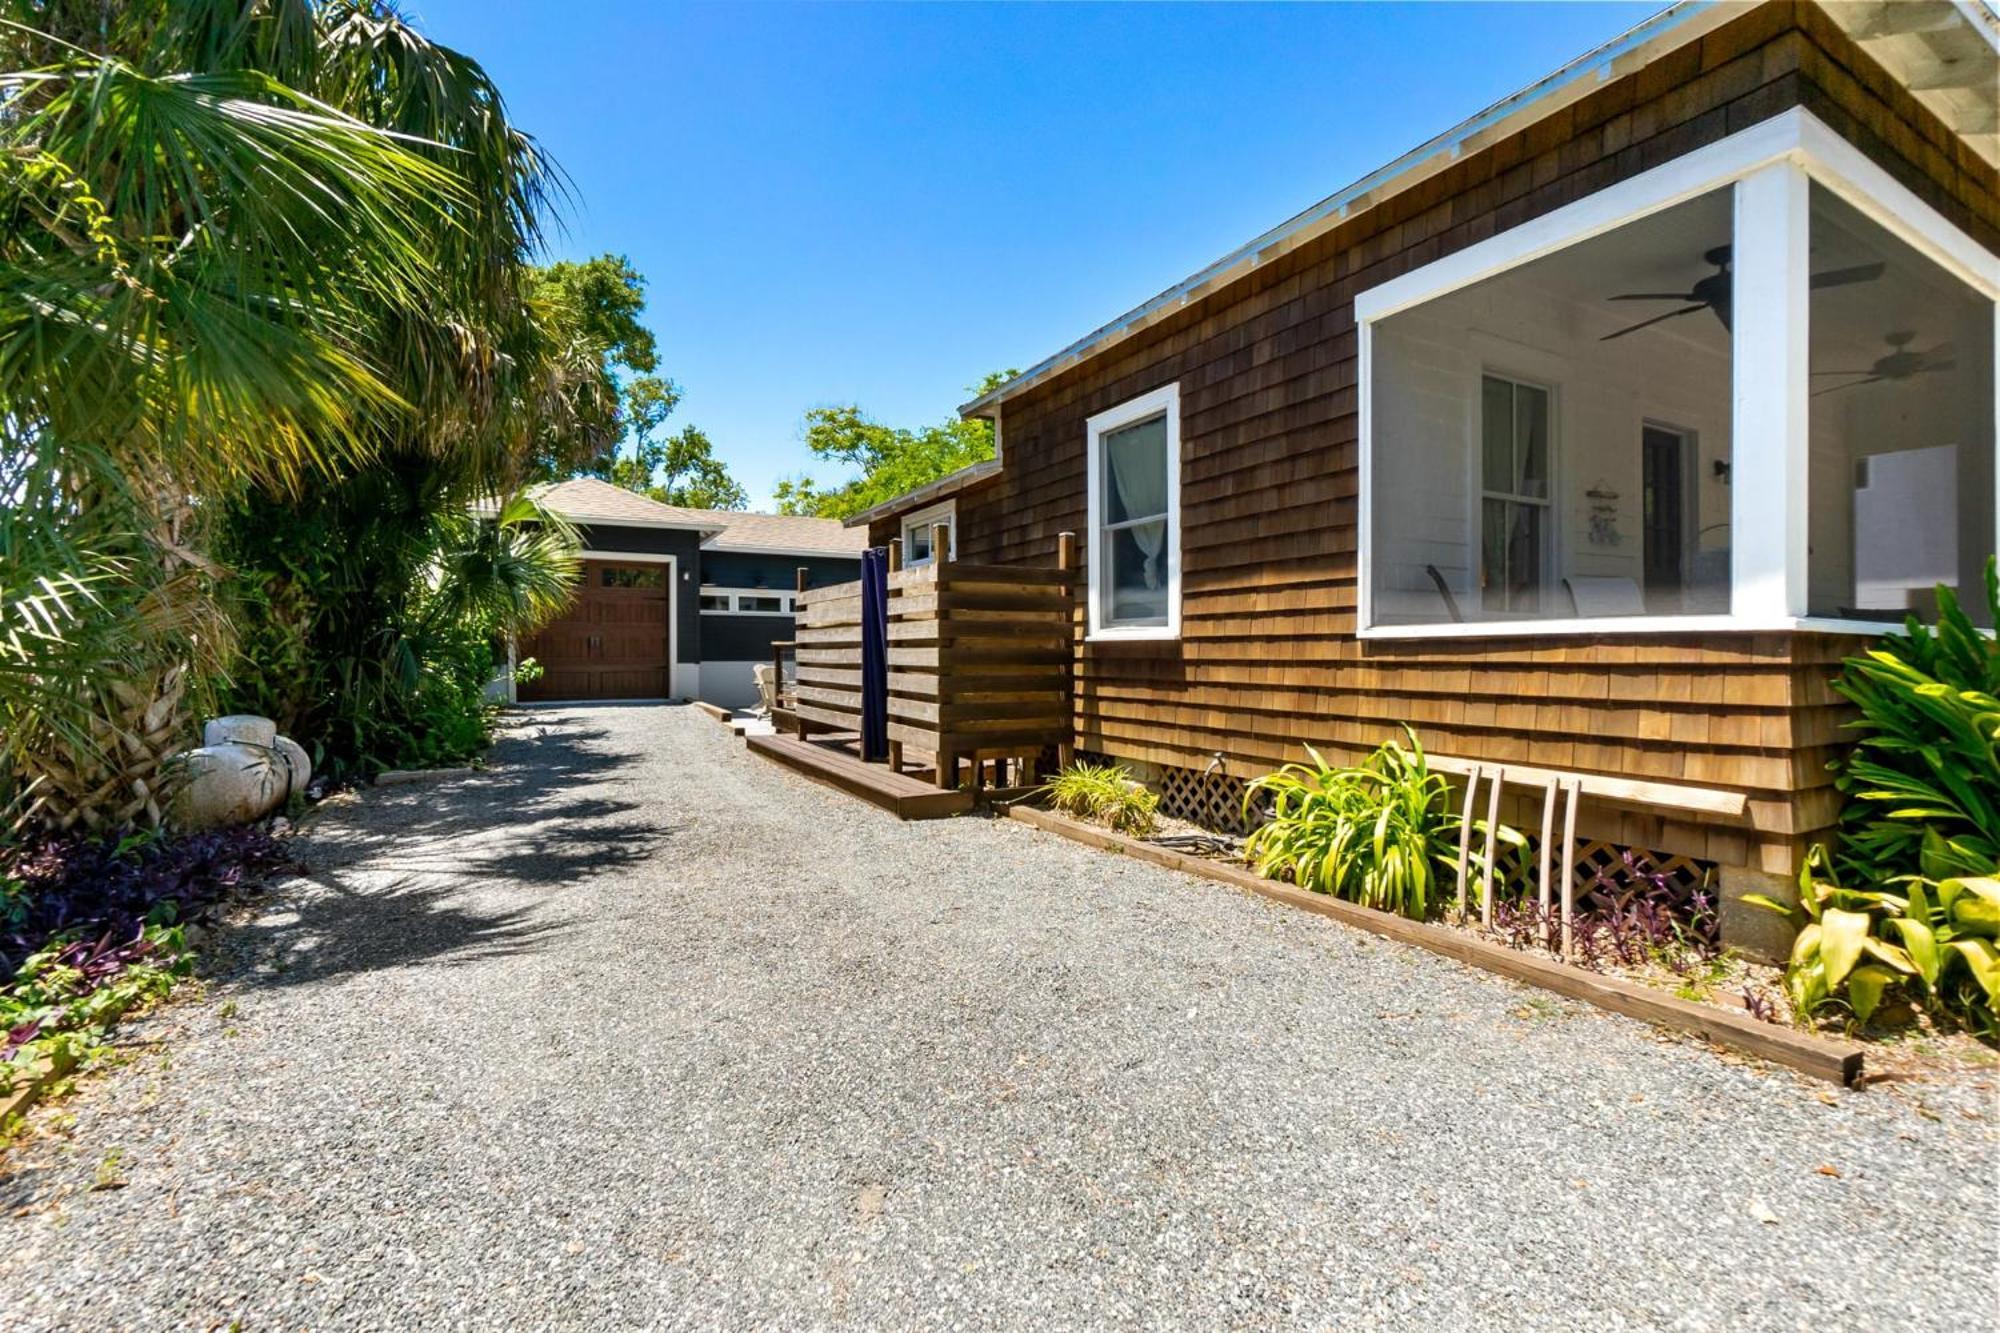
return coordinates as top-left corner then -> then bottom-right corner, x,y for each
871,3 -> 1998,875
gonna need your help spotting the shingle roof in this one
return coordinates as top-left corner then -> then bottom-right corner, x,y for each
526,477 -> 866,558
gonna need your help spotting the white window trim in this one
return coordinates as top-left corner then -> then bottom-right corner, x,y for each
697,585 -> 794,617
1354,106 -> 2000,641
1085,382 -> 1183,641
899,499 -> 957,566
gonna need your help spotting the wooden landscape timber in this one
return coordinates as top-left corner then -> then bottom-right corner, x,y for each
1008,803 -> 1866,1086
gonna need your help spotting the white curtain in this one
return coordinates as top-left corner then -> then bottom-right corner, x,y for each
1107,421 -> 1167,588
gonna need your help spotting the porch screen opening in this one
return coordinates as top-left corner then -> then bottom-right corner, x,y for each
1100,412 -> 1171,627
1369,187 -> 1735,627
1807,183 -> 1994,628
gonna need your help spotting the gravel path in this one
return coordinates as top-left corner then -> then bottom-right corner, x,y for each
4,704 -> 1995,1330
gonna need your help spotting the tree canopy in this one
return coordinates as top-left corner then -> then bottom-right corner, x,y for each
526,254 -> 661,479
775,372 -> 1016,520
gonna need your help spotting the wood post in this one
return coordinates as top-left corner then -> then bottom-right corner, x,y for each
1480,767 -> 1503,928
1455,765 -> 1481,918
1056,530 -> 1078,773
1559,778 -> 1581,961
932,521 -> 951,568
1537,778 -> 1559,948
887,537 -> 902,573
795,567 -> 809,596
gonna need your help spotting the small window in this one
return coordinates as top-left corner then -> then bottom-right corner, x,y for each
900,501 -> 955,566
1086,383 -> 1181,638
601,565 -> 666,589
698,592 -> 731,612
739,595 -> 784,613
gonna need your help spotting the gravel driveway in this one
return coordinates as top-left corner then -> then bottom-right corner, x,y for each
4,704 -> 1995,1329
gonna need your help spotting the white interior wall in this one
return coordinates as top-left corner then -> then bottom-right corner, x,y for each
1372,279 -> 1733,622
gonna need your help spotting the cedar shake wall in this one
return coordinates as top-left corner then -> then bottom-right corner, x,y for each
870,3 -> 1999,874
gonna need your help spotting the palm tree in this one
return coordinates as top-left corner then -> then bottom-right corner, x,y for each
0,1 -> 578,823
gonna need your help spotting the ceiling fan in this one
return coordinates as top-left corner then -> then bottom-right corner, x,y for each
1811,330 -> 1955,396
1598,245 -> 1885,342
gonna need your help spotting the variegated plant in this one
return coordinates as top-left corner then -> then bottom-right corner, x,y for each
1748,841 -> 1999,1034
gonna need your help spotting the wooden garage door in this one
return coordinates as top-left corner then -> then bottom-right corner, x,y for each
519,560 -> 672,701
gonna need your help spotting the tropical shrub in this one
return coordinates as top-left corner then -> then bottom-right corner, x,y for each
1041,762 -> 1160,837
1748,845 -> 1998,1035
2,825 -> 294,1090
1830,558 -> 2000,884
1242,727 -> 1504,920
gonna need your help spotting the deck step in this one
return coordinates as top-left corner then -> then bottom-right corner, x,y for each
746,733 -> 973,820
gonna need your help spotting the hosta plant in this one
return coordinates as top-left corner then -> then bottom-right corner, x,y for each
1241,727 -> 1515,921
1041,762 -> 1159,837
1747,843 -> 1999,1035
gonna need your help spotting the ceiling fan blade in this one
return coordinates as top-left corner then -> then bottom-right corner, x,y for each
1607,291 -> 1701,301
1599,305 -> 1707,342
1809,262 -> 1886,289
1812,376 -> 1884,397
1922,360 -> 1956,374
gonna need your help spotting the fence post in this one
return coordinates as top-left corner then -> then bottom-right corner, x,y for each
1055,531 -> 1077,775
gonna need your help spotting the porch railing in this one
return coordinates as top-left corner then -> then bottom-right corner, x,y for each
790,528 -> 1076,791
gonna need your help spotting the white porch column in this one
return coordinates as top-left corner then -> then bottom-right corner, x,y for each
1729,160 -> 1811,623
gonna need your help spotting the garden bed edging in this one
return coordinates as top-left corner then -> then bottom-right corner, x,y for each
1006,804 -> 1864,1086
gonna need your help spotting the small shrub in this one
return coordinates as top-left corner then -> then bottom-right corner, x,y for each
514,656 -> 546,686
1748,845 -> 1998,1035
1041,762 -> 1159,837
1242,726 -> 1509,920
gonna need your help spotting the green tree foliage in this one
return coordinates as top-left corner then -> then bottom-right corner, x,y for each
587,376 -> 748,511
775,371 -> 1016,519
2,1 -> 590,808
527,254 -> 660,479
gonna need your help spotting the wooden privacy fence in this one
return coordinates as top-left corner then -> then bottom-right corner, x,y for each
791,528 -> 1077,791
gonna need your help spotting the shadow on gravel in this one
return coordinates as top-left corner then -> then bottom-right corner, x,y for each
223,872 -> 558,990
235,705 -> 682,990
303,712 -> 678,887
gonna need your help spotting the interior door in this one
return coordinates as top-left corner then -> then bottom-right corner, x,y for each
1641,426 -> 1688,611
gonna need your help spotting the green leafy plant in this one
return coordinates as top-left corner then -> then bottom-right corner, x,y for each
1041,762 -> 1159,837
1242,727 -> 1512,920
514,657 -> 546,687
1830,558 -> 2000,884
1746,843 -> 1998,1034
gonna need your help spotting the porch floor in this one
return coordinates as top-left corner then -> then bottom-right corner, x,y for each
745,731 -> 973,820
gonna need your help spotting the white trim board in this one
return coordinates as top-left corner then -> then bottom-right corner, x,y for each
1353,106 -> 1998,642
1085,382 -> 1183,642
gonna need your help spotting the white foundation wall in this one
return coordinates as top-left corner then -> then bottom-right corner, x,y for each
696,661 -> 762,711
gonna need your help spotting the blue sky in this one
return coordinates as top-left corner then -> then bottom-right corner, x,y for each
409,1 -> 1663,507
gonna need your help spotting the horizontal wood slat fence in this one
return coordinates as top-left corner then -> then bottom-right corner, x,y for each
790,527 -> 1078,791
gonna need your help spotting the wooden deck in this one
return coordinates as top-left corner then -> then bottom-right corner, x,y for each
746,732 -> 974,820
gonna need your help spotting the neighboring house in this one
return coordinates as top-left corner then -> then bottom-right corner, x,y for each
516,478 -> 865,707
850,1 -> 1998,905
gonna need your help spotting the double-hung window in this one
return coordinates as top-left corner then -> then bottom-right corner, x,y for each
1479,375 -> 1552,614
1086,383 -> 1181,639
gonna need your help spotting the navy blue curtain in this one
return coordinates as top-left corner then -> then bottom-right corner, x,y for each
859,547 -> 889,761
